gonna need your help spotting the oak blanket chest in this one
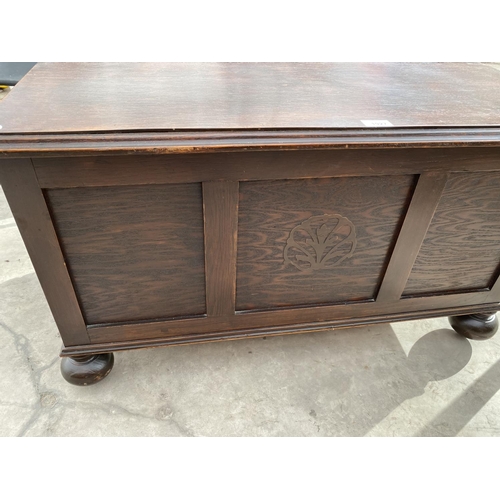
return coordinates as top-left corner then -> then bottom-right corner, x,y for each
1,63 -> 500,385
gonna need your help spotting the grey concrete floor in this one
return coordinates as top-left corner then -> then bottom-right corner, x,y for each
1,187 -> 500,437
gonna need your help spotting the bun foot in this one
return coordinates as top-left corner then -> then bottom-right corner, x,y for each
61,353 -> 114,386
449,313 -> 499,341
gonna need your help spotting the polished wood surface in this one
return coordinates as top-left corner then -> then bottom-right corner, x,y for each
60,353 -> 114,386
4,128 -> 500,157
0,159 -> 89,346
1,63 -> 500,383
404,171 -> 500,295
32,147 -> 500,188
62,297 -> 500,356
1,63 -> 500,135
45,184 -> 206,324
236,175 -> 415,310
449,313 -> 499,341
376,172 -> 449,302
203,181 -> 239,317
84,292 -> 499,347
4,146 -> 500,351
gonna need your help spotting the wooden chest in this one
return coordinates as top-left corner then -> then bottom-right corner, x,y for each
1,63 -> 500,385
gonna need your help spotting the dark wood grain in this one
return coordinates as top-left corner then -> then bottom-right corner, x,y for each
2,63 -> 500,134
61,296 -> 499,356
62,298 -> 500,356
404,171 -> 500,296
449,313 -> 499,340
3,64 -> 500,379
45,184 -> 206,324
0,159 -> 89,346
32,147 -> 500,189
236,175 -> 416,310
84,290 -> 499,346
4,128 -> 500,157
60,353 -> 114,386
376,172 -> 449,302
62,297 -> 500,355
203,181 -> 239,316
60,302 -> 497,356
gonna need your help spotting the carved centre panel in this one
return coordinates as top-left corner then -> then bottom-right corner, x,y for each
236,176 -> 416,311
284,214 -> 357,272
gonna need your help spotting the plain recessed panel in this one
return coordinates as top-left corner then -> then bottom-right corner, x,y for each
45,183 -> 206,324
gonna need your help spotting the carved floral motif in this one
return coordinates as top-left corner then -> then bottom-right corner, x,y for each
284,214 -> 356,271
